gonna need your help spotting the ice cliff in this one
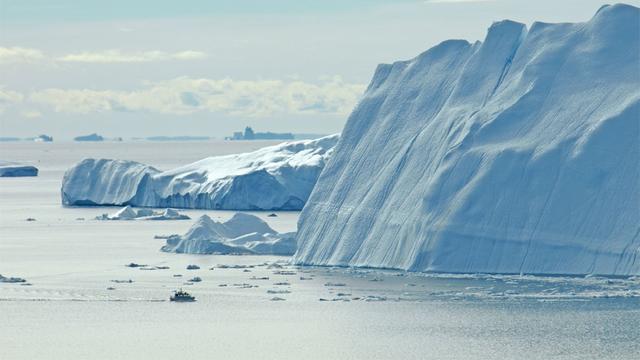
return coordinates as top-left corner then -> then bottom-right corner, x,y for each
61,135 -> 338,210
293,4 -> 640,276
161,213 -> 296,256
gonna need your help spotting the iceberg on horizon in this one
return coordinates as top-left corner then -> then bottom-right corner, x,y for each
61,135 -> 339,210
293,4 -> 640,276
161,213 -> 296,256
74,133 -> 104,142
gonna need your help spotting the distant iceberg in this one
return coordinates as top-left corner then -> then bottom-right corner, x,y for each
0,161 -> 38,177
95,205 -> 190,220
62,135 -> 338,210
33,134 -> 53,142
293,5 -> 640,276
74,133 -> 104,142
161,213 -> 296,256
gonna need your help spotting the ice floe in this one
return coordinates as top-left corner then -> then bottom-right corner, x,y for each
96,206 -> 189,220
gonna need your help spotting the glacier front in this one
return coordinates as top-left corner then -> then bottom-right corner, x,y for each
61,135 -> 338,210
293,4 -> 640,276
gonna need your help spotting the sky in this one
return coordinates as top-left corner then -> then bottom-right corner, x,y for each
1,0 -> 638,140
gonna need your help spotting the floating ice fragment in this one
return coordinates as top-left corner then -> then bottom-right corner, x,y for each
0,274 -> 27,283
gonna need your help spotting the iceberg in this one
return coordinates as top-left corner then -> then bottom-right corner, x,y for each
74,133 -> 104,142
293,4 -> 640,276
61,135 -> 338,210
95,205 -> 190,220
33,134 -> 53,142
0,274 -> 27,283
0,161 -> 38,177
161,213 -> 296,256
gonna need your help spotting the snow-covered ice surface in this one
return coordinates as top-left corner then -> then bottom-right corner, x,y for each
294,4 -> 640,276
1,140 -> 639,360
0,161 -> 38,177
95,205 -> 190,220
61,134 -> 339,210
161,213 -> 296,255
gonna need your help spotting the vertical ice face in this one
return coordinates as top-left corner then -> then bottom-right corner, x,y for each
293,4 -> 640,276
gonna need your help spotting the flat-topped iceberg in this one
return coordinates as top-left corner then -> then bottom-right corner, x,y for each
74,133 -> 104,142
161,213 -> 296,256
0,161 -> 38,177
293,5 -> 640,276
95,205 -> 190,220
62,135 -> 338,210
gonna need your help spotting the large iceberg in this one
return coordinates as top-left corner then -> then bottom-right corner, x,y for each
62,135 -> 338,210
0,161 -> 38,177
161,213 -> 296,256
293,5 -> 640,276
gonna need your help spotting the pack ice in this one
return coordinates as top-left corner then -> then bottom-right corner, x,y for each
161,213 -> 296,256
95,205 -> 190,220
293,4 -> 640,276
61,135 -> 338,210
0,161 -> 38,177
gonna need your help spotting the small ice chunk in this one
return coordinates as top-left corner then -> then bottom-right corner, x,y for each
0,274 -> 26,283
125,263 -> 146,268
267,289 -> 291,294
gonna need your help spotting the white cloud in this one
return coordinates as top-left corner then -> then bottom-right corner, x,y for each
21,110 -> 43,119
57,50 -> 207,63
0,47 -> 45,64
0,47 -> 207,64
29,77 -> 365,116
0,87 -> 23,113
171,51 -> 207,60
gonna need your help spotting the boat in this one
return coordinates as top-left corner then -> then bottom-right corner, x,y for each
170,289 -> 196,302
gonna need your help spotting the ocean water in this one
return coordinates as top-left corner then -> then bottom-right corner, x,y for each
1,141 -> 639,360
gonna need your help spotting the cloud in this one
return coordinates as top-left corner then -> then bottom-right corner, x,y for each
0,87 -> 24,112
21,110 -> 43,119
29,77 -> 366,116
0,47 -> 45,64
57,50 -> 207,63
0,47 -> 207,64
